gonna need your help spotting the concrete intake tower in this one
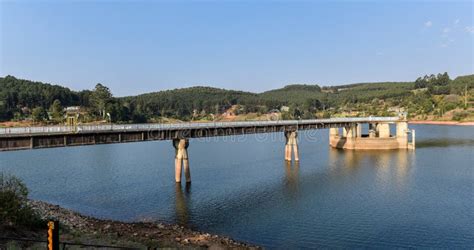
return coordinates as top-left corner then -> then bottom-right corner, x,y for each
329,120 -> 415,150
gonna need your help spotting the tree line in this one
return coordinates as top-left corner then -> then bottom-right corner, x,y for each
0,72 -> 472,123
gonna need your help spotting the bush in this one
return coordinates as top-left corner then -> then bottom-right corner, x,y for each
452,111 -> 469,121
445,102 -> 458,112
0,173 -> 44,228
322,111 -> 331,119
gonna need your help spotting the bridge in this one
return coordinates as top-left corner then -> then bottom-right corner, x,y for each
0,116 -> 413,182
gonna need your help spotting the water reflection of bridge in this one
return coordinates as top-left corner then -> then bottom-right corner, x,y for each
175,183 -> 191,225
329,148 -> 413,188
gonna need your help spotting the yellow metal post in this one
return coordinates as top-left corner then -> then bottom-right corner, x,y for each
47,220 -> 59,250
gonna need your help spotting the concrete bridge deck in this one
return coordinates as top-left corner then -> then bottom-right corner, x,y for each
0,117 -> 399,137
0,117 -> 401,152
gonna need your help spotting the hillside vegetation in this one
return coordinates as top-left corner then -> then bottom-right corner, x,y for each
0,73 -> 473,124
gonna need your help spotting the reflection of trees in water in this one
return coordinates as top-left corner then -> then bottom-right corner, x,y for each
175,183 -> 191,226
416,138 -> 474,148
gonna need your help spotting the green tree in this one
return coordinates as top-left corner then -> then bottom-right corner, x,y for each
0,103 -> 12,121
107,101 -> 132,122
436,72 -> 450,86
90,83 -> 112,119
1,173 -> 44,228
50,99 -> 63,122
301,98 -> 320,119
31,107 -> 48,123
414,77 -> 426,89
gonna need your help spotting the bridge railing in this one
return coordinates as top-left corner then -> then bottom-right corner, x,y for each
0,117 -> 400,135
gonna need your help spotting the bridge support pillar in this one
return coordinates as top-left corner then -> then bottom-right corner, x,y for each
173,139 -> 190,183
396,121 -> 409,149
356,123 -> 362,137
284,131 -> 299,162
369,123 -> 377,138
378,123 -> 391,138
329,128 -> 339,137
344,125 -> 356,138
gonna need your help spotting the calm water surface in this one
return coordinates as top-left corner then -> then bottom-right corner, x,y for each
1,125 -> 473,248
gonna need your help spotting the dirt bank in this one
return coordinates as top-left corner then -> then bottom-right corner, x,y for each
2,200 -> 259,249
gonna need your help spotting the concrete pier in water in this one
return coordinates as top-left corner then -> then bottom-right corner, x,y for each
284,131 -> 299,162
329,120 -> 415,150
173,139 -> 191,183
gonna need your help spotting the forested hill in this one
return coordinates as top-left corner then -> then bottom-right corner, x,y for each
0,76 -> 84,108
259,84 -> 325,106
121,87 -> 259,119
1,73 -> 473,123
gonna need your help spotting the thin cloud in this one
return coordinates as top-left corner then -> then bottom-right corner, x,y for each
424,21 -> 432,27
454,19 -> 460,25
443,27 -> 450,33
465,26 -> 474,34
440,39 -> 454,48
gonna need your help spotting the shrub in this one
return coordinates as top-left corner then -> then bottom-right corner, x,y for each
322,111 -> 331,119
0,173 -> 44,228
452,111 -> 469,121
444,102 -> 458,112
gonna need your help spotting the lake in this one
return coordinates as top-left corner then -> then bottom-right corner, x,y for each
1,124 -> 473,248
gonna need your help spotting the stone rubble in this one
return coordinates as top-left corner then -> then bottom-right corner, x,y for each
27,200 -> 260,249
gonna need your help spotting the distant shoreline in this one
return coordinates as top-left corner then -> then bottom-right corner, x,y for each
408,120 -> 474,126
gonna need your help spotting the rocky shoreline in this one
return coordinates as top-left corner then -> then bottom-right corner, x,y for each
5,200 -> 259,249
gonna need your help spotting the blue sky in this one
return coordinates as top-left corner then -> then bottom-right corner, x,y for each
1,1 -> 473,96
